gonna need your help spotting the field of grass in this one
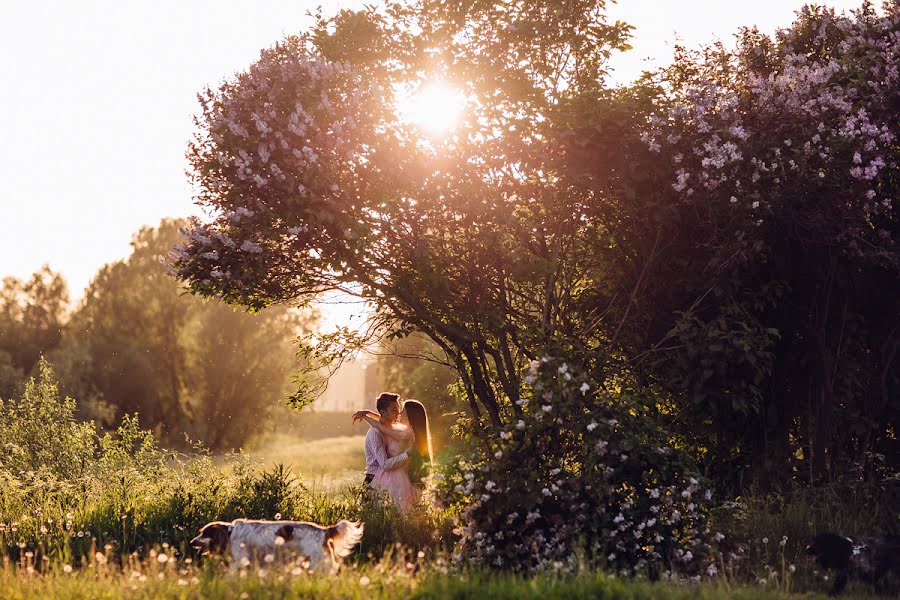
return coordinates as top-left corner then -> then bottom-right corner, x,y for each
2,372 -> 893,600
1,562 -> 882,600
226,433 -> 367,491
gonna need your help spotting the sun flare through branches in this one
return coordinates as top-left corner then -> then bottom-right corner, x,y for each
395,81 -> 467,136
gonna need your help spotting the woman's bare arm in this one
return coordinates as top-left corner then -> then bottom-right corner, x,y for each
360,414 -> 411,443
352,410 -> 380,424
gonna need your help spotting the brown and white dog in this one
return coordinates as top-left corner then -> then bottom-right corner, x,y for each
190,518 -> 364,573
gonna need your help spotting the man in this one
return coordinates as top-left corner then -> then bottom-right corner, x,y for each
358,392 -> 409,486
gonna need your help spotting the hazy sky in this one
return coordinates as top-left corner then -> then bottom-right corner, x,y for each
0,0 -> 863,312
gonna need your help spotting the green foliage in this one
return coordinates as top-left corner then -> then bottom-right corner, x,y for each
0,359 -> 95,480
561,3 -> 900,486
0,361 -> 446,566
436,355 -> 719,576
49,219 -> 316,449
0,266 -> 69,393
173,0 -> 635,433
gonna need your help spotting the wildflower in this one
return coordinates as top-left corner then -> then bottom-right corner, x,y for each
494,450 -> 503,459
542,488 -> 551,496
274,513 -> 282,520
264,554 -> 275,563
516,420 -> 526,430
587,420 -> 598,432
580,382 -> 590,393
762,537 -> 769,544
707,564 -> 718,576
157,553 -> 169,564
789,564 -> 796,573
63,564 -> 73,573
542,404 -> 552,413
780,536 -> 788,547
359,575 -> 371,586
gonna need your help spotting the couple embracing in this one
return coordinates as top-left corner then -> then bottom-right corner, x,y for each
354,392 -> 432,514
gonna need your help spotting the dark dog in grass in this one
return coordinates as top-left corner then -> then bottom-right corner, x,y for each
806,532 -> 900,596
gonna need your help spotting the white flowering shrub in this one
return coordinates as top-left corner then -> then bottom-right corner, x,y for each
436,356 -> 720,576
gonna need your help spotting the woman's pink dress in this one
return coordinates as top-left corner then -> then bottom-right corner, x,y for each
372,428 -> 415,514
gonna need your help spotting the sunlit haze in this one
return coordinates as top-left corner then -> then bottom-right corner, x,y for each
397,82 -> 467,135
0,0 -> 864,326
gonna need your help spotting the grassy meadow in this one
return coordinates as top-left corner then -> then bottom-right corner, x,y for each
233,432 -> 367,491
1,430 -> 890,599
0,555 -> 886,600
0,374 -> 893,599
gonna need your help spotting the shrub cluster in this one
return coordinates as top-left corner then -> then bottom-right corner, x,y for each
0,359 -> 446,566
436,356 -> 723,577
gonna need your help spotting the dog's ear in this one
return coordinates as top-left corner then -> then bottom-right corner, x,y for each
276,525 -> 294,543
204,523 -> 231,555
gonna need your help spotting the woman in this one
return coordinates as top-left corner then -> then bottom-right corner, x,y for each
354,400 -> 432,513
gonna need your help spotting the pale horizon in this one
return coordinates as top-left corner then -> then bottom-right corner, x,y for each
0,0 -> 864,314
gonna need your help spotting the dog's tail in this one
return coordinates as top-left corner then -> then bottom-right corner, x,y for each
327,520 -> 364,558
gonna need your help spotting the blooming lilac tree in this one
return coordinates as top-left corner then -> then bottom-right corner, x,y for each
562,2 -> 898,483
173,2 -> 633,430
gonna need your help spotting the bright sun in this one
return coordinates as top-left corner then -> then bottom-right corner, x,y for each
396,82 -> 467,136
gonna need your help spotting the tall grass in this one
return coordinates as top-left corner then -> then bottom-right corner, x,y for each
0,361 -> 448,569
0,562 -> 882,600
2,361 -> 896,598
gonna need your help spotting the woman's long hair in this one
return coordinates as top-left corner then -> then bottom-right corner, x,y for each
403,399 -> 432,462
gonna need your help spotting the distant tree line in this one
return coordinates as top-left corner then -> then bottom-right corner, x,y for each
0,219 -> 315,449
